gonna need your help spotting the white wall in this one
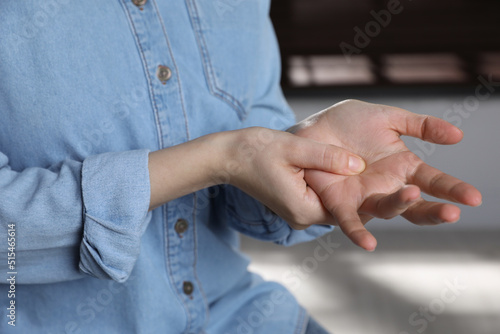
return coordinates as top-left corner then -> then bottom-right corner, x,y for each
287,91 -> 500,230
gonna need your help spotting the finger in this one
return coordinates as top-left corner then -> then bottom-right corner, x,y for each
360,185 -> 421,219
388,107 -> 464,145
299,185 -> 338,227
331,204 -> 377,251
359,213 -> 374,225
402,199 -> 461,225
288,135 -> 366,175
410,163 -> 483,207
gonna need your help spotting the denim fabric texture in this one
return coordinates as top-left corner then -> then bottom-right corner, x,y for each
305,317 -> 331,334
0,1 -> 334,333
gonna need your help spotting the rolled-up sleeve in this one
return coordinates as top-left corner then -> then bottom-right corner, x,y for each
224,185 -> 334,246
79,149 -> 152,282
0,149 -> 152,284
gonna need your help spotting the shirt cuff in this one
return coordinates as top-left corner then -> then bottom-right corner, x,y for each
79,149 -> 152,282
225,186 -> 334,246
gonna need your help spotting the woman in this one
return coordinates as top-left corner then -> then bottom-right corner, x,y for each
0,1 -> 480,333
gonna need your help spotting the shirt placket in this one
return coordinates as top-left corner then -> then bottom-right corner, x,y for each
121,0 -> 207,332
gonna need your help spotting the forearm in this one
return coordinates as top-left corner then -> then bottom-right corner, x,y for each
148,131 -> 230,210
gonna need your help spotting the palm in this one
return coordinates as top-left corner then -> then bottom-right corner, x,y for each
291,100 -> 482,250
299,105 -> 415,209
312,153 -> 411,204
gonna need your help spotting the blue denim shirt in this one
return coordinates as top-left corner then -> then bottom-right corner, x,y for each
0,1 -> 333,333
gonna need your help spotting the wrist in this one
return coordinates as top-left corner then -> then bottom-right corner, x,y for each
207,128 -> 248,187
209,127 -> 276,189
202,130 -> 233,187
148,131 -> 232,210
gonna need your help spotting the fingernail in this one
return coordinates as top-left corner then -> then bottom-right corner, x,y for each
349,156 -> 365,173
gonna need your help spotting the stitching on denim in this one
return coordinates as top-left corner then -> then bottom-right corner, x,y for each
120,0 -> 190,329
153,0 -> 191,141
163,203 -> 192,333
185,0 -> 215,96
152,0 -> 198,329
191,192 -> 211,330
294,307 -> 308,334
189,0 -> 241,109
120,0 -> 164,150
186,0 -> 219,96
185,0 -> 247,121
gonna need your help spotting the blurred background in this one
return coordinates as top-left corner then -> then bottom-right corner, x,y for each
241,1 -> 500,333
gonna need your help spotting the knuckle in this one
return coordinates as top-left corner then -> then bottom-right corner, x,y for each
428,172 -> 446,192
420,115 -> 432,138
287,211 -> 313,230
322,146 -> 345,172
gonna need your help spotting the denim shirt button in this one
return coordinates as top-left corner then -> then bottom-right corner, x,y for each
175,219 -> 189,235
132,0 -> 147,7
183,281 -> 194,295
157,65 -> 172,83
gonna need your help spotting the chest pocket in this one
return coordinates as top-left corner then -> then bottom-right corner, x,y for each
186,0 -> 270,120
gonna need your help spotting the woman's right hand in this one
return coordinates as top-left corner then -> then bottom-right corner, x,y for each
148,127 -> 366,229
215,127 -> 366,229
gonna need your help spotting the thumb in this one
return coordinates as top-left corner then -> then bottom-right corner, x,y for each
288,136 -> 366,175
389,107 -> 463,145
